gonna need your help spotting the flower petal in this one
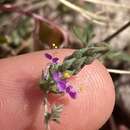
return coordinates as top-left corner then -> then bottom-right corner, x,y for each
66,86 -> 71,93
66,84 -> 72,93
44,53 -> 52,60
69,89 -> 77,99
52,57 -> 59,63
52,72 -> 61,81
57,81 -> 66,92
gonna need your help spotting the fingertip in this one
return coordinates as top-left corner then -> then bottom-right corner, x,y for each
0,49 -> 115,130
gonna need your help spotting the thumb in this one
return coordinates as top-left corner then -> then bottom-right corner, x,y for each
0,49 -> 115,130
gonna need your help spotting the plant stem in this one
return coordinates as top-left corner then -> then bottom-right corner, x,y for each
44,94 -> 51,130
107,69 -> 130,75
103,21 -> 130,42
58,0 -> 106,25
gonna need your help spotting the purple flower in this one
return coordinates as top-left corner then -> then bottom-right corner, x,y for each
68,89 -> 77,99
45,53 -> 77,99
52,72 -> 77,99
66,86 -> 71,93
52,72 -> 65,92
52,57 -> 59,64
52,72 -> 62,81
57,81 -> 66,92
66,85 -> 77,99
44,53 -> 59,64
45,53 -> 52,60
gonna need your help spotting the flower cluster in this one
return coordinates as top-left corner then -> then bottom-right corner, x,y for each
52,72 -> 76,99
44,53 -> 77,99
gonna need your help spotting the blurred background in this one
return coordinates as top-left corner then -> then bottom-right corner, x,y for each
0,0 -> 130,130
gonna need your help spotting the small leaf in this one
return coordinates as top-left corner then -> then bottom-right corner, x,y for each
50,64 -> 61,73
39,79 -> 50,91
72,57 -> 87,73
62,58 -> 76,71
105,51 -> 130,62
73,26 -> 84,43
50,85 -> 59,93
72,49 -> 84,58
50,104 -> 63,123
73,23 -> 94,47
83,23 -> 94,45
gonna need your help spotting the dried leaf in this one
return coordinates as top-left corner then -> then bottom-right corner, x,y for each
33,20 -> 68,50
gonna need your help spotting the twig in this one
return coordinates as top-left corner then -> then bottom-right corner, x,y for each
103,21 -> 130,42
107,69 -> 130,75
58,0 -> 107,25
84,0 -> 130,10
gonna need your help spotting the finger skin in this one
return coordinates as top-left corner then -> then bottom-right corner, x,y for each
0,49 -> 115,130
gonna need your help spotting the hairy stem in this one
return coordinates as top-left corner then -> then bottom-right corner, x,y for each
44,94 -> 51,130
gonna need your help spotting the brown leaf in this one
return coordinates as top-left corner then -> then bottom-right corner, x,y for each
33,19 -> 68,50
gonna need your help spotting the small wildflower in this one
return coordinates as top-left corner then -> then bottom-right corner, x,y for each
42,52 -> 78,130
52,72 -> 66,92
44,53 -> 59,64
52,72 -> 62,81
52,57 -> 59,64
57,81 -> 66,92
44,53 -> 77,98
52,71 -> 77,98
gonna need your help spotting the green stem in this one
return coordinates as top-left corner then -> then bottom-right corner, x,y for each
44,94 -> 51,130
